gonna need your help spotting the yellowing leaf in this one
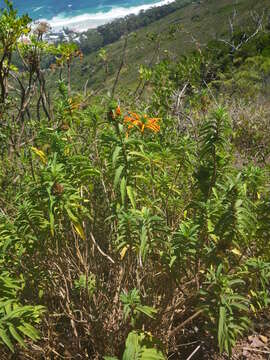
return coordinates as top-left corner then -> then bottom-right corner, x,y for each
31,147 -> 47,164
207,219 -> 214,232
259,335 -> 268,344
120,246 -> 128,260
210,233 -> 218,243
170,186 -> 182,196
231,248 -> 241,256
73,223 -> 86,241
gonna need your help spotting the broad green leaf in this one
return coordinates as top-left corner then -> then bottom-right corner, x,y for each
123,331 -> 140,360
123,331 -> 166,360
140,348 -> 166,360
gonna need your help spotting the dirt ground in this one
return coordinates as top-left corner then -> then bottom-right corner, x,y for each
169,313 -> 270,360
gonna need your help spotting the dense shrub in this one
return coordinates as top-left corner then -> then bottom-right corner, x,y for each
0,1 -> 270,359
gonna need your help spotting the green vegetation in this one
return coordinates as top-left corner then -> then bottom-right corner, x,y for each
0,0 -> 270,358
79,0 -> 195,53
61,0 -> 270,92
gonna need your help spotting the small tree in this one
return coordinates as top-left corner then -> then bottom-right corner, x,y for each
0,0 -> 30,106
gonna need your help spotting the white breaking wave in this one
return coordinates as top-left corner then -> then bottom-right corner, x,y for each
33,6 -> 44,12
39,0 -> 176,32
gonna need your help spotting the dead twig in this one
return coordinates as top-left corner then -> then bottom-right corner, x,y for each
186,345 -> 201,360
242,347 -> 270,354
218,9 -> 265,53
89,231 -> 115,264
111,35 -> 128,98
169,309 -> 203,338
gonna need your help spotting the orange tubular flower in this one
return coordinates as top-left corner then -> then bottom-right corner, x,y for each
110,105 -> 121,120
144,116 -> 160,133
124,112 -> 160,135
115,105 -> 121,117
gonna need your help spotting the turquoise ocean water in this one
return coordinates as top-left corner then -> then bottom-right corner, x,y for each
10,0 -> 173,30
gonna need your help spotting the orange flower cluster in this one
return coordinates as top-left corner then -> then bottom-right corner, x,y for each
124,112 -> 160,134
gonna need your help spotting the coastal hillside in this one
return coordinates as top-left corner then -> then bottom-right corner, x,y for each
0,0 -> 270,359
59,0 -> 269,92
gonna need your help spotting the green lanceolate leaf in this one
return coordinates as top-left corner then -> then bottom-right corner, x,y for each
218,306 -> 226,352
8,324 -> 26,348
114,165 -> 124,189
0,327 -> 14,352
127,186 -> 136,209
120,177 -> 127,205
112,146 -> 122,166
136,305 -> 157,319
17,323 -> 40,341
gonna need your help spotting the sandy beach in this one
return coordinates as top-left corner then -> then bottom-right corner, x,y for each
45,0 -> 176,32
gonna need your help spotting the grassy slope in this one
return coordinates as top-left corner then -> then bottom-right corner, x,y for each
65,0 -> 268,94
